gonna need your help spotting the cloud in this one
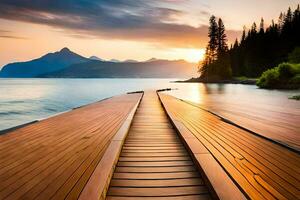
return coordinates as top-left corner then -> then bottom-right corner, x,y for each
0,29 -> 27,39
0,0 -> 240,48
0,35 -> 27,39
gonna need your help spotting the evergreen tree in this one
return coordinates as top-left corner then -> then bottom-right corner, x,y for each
233,39 -> 239,48
200,16 -> 231,80
285,7 -> 293,24
259,18 -> 265,34
278,12 -> 284,31
201,15 -> 218,77
251,22 -> 257,35
293,5 -> 300,21
227,6 -> 300,77
207,15 -> 218,63
241,26 -> 246,42
199,5 -> 300,79
217,18 -> 228,55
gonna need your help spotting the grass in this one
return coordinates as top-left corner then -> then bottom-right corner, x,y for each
234,76 -> 250,81
289,95 -> 300,100
257,63 -> 300,89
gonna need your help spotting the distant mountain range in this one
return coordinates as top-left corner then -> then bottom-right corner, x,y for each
0,48 -> 88,78
89,56 -> 104,61
0,48 -> 197,78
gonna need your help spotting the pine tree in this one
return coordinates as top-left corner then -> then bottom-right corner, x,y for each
199,5 -> 300,79
201,15 -> 231,79
217,18 -> 228,55
251,22 -> 257,34
233,39 -> 239,48
293,5 -> 300,20
241,26 -> 246,42
278,12 -> 284,31
285,7 -> 293,24
207,15 -> 218,63
201,15 -> 218,78
259,18 -> 264,34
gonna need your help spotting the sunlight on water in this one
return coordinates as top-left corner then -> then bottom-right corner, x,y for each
0,78 -> 299,131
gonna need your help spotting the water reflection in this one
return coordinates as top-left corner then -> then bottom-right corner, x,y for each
167,83 -> 300,148
0,79 -> 299,135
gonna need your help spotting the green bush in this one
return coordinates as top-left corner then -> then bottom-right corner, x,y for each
278,63 -> 294,79
288,47 -> 300,64
257,63 -> 300,89
290,74 -> 300,84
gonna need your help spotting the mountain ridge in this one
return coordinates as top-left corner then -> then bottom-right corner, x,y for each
0,48 -> 197,78
0,48 -> 88,77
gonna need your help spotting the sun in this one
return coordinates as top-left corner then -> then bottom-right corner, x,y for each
184,49 -> 206,63
164,48 -> 205,63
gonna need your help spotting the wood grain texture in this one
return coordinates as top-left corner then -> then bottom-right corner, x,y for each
106,91 -> 212,200
185,99 -> 300,151
159,93 -> 300,200
0,93 -> 142,200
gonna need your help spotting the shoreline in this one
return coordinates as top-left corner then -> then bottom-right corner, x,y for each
175,77 -> 257,85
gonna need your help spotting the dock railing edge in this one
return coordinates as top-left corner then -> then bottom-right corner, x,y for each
78,92 -> 144,200
157,91 -> 247,200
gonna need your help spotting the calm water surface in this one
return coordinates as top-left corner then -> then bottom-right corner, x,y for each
0,78 -> 299,131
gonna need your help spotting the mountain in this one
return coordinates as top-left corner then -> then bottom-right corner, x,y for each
40,59 -> 197,78
0,48 -> 88,77
0,48 -> 198,78
109,59 -> 121,63
123,59 -> 138,63
89,56 -> 104,61
146,58 -> 159,62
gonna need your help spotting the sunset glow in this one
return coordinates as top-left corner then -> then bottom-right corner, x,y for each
0,0 -> 299,67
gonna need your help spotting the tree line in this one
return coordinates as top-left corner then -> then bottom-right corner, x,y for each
199,5 -> 300,80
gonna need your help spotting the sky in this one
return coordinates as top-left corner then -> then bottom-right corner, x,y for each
0,0 -> 299,67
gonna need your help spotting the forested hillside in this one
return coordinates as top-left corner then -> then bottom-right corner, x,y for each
199,5 -> 300,80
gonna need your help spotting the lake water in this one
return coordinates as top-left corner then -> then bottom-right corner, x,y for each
0,78 -> 299,134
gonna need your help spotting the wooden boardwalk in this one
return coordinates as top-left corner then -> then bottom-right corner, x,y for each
183,99 -> 300,151
1,90 -> 299,200
159,93 -> 300,200
0,93 -> 142,200
106,92 -> 212,200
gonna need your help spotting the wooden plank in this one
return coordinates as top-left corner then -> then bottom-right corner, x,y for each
118,156 -> 190,162
78,93 -> 142,200
185,99 -> 300,150
113,172 -> 200,179
108,186 -> 208,197
195,154 -> 247,200
116,162 -> 195,168
120,152 -> 188,157
159,93 -> 300,200
110,178 -> 203,187
182,113 -> 299,198
0,93 -> 142,200
106,195 -> 211,200
114,166 -> 196,173
106,91 -> 212,200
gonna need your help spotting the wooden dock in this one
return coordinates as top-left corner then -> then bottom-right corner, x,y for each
0,93 -> 142,200
0,90 -> 299,200
159,93 -> 300,200
106,92 -> 212,199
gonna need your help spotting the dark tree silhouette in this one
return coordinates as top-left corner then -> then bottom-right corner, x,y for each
200,5 -> 300,78
259,18 -> 265,34
217,18 -> 228,54
207,15 -> 218,63
241,26 -> 246,42
200,15 -> 218,78
200,16 -> 231,80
